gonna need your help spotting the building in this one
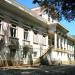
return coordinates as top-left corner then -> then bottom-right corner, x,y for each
32,7 -> 75,65
0,0 -> 75,66
0,0 -> 48,66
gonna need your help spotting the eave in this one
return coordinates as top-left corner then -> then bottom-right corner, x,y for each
0,0 -> 48,28
56,22 -> 69,33
67,34 -> 75,42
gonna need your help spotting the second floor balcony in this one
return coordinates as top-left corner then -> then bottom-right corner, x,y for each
0,34 -> 4,50
23,39 -> 30,46
8,37 -> 19,50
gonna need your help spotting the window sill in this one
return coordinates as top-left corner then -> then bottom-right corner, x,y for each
42,44 -> 46,46
0,33 -> 4,36
23,39 -> 30,42
33,42 -> 38,44
9,37 -> 19,40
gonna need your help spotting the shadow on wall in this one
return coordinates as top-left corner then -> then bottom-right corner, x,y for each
0,36 -> 20,66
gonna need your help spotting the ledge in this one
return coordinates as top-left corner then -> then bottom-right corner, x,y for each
52,48 -> 68,53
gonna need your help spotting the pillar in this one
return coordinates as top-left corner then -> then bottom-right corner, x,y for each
62,37 -> 64,49
66,39 -> 68,50
58,35 -> 61,49
54,33 -> 57,49
64,39 -> 67,50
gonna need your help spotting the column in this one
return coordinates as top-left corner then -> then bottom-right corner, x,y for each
64,38 -> 67,50
64,38 -> 66,49
1,21 -> 2,34
69,42 -> 71,51
72,46 -> 74,61
71,45 -> 72,51
58,35 -> 61,49
69,43 -> 71,51
54,33 -> 57,49
67,41 -> 69,51
72,46 -> 74,52
66,39 -> 68,50
62,37 -> 64,49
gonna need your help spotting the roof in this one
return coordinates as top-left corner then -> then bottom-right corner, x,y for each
31,7 -> 69,32
0,0 -> 48,28
72,35 -> 75,38
67,34 -> 75,41
49,22 -> 69,33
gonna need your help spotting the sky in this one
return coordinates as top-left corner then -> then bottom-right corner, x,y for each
16,0 -> 75,35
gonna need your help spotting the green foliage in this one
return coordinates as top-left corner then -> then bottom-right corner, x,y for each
33,0 -> 75,21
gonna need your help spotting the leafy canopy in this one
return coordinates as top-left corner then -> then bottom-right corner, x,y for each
33,0 -> 75,21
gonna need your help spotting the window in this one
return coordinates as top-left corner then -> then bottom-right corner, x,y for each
39,14 -> 42,16
61,52 -> 62,56
57,36 -> 59,48
10,49 -> 16,58
33,52 -> 37,57
61,38 -> 63,49
48,36 -> 54,46
10,24 -> 16,38
57,52 -> 59,56
52,37 -> 54,45
24,29 -> 28,40
48,15 -> 50,21
42,35 -> 46,45
33,31 -> 38,44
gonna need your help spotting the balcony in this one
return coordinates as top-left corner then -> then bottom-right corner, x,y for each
0,34 -> 4,40
8,37 -> 19,50
33,34 -> 38,44
23,40 -> 30,46
0,34 -> 4,50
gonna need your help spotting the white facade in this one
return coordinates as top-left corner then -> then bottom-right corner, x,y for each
32,7 -> 75,65
0,16 -> 48,66
0,0 -> 49,66
0,0 -> 74,66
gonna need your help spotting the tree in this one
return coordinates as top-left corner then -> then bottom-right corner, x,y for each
33,0 -> 75,21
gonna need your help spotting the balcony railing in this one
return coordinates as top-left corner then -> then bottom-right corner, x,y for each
23,40 -> 30,46
0,34 -> 4,40
8,37 -> 19,49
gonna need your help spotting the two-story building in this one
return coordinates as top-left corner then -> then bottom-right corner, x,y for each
0,0 -> 75,66
0,0 -> 48,66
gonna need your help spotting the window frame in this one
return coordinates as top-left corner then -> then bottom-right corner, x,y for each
10,24 -> 17,38
33,30 -> 38,44
24,28 -> 29,41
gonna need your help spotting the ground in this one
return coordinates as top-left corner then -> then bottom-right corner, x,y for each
0,65 -> 75,75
